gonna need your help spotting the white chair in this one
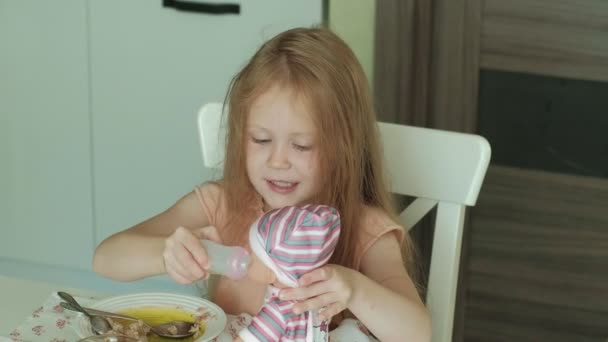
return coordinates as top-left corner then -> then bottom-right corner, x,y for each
197,102 -> 491,342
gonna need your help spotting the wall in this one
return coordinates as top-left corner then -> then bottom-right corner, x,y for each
328,0 -> 376,85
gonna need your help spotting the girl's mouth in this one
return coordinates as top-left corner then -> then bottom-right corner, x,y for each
266,179 -> 298,194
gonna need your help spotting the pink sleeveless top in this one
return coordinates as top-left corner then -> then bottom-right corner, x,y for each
194,182 -> 404,318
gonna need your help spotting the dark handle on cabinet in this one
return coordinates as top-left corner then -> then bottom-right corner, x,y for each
163,0 -> 240,15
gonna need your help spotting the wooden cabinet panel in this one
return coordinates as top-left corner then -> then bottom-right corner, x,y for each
465,166 -> 608,341
481,0 -> 608,82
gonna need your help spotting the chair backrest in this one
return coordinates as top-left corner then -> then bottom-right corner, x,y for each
197,102 -> 491,342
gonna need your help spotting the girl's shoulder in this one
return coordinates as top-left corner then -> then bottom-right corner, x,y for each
193,181 -> 263,231
358,205 -> 403,237
194,180 -> 224,203
354,205 -> 405,268
193,181 -> 228,226
197,179 -> 228,191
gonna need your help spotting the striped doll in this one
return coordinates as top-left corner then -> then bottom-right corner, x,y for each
237,205 -> 341,342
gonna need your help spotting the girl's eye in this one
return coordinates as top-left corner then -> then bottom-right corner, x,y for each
293,143 -> 312,152
252,137 -> 270,144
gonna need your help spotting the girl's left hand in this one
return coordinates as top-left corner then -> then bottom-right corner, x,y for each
279,264 -> 360,321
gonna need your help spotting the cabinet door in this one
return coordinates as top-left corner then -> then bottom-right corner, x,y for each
0,1 -> 94,269
90,0 -> 323,243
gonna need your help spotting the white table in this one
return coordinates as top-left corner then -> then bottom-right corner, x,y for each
0,275 -> 104,336
0,275 -> 370,342
0,275 -> 235,342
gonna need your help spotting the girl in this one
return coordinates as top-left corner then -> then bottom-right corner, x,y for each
93,27 -> 431,342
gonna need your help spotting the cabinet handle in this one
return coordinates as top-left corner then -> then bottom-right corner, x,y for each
163,0 -> 240,15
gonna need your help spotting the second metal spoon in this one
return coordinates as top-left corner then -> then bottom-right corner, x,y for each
57,291 -> 112,335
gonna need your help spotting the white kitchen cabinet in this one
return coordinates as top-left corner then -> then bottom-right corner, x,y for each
90,0 -> 323,245
0,0 -> 322,293
0,0 -> 95,270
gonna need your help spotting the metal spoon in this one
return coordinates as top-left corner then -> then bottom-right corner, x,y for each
60,301 -> 198,339
57,291 -> 112,335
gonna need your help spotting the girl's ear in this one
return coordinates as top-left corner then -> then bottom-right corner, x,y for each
248,253 -> 276,284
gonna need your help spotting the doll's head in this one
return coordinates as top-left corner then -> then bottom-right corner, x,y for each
247,205 -> 341,288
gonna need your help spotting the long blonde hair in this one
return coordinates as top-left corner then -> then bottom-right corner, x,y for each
221,27 -> 416,274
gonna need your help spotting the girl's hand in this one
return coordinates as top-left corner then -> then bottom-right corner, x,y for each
279,264 -> 360,321
162,225 -> 222,284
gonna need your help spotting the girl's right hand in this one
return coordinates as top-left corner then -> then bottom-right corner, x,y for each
162,225 -> 222,284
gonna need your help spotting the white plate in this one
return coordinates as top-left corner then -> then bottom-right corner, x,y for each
75,292 -> 227,341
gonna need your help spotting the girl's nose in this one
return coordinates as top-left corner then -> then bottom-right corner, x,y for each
267,145 -> 290,169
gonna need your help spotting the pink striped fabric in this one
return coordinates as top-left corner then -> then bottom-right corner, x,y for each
249,205 -> 341,286
239,287 -> 310,342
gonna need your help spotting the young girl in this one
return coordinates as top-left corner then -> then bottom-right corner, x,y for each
93,27 -> 431,342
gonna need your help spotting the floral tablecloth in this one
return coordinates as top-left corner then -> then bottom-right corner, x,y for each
6,292 -> 376,342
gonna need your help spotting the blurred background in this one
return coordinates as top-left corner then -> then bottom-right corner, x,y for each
1,1 -> 607,341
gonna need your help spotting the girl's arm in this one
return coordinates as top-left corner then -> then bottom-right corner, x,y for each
93,191 -> 216,282
280,233 -> 431,342
349,233 -> 431,342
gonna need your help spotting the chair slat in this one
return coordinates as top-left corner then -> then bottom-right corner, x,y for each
380,122 -> 490,206
399,198 -> 438,231
426,202 -> 466,342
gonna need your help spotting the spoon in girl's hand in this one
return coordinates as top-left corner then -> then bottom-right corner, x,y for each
57,291 -> 112,335
60,301 -> 198,339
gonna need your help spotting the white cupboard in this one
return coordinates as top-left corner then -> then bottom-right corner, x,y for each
0,1 -> 95,270
1,0 -> 322,294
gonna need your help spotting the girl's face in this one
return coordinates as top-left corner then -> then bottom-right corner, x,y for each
246,85 -> 320,211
